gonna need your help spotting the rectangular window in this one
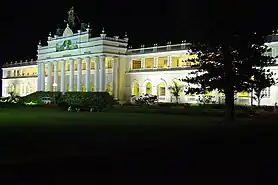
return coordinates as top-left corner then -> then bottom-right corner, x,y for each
132,61 -> 141,69
107,60 -> 112,69
160,87 -> 166,96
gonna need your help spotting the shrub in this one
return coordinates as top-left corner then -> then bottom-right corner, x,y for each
62,92 -> 116,109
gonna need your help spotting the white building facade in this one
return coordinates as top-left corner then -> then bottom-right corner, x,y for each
2,23 -> 278,105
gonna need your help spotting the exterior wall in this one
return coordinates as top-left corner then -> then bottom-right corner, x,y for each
2,77 -> 38,97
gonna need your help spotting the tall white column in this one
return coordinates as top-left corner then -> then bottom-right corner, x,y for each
60,60 -> 65,92
94,56 -> 100,92
53,62 -> 58,92
69,59 -> 74,92
85,57 -> 91,92
99,55 -> 106,92
37,63 -> 41,91
154,56 -> 158,68
77,58 -> 82,91
141,58 -> 145,69
47,62 -> 52,91
41,63 -> 45,91
112,57 -> 119,99
167,55 -> 172,68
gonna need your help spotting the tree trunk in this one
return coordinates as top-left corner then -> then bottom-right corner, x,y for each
257,98 -> 261,108
225,86 -> 235,122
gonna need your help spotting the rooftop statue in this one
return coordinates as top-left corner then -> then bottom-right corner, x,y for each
65,6 -> 80,30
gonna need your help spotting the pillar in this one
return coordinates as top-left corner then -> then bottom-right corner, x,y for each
77,58 -> 82,91
141,58 -> 145,69
99,55 -> 106,92
154,56 -> 158,68
69,59 -> 74,92
47,62 -> 52,91
85,57 -> 91,92
167,55 -> 172,68
37,63 -> 41,91
112,57 -> 119,99
94,56 -> 100,92
41,62 -> 45,91
60,60 -> 65,92
53,62 -> 58,92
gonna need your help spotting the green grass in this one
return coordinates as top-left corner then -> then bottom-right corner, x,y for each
1,107 -> 278,183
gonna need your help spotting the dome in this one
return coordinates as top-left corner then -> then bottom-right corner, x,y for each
62,24 -> 73,37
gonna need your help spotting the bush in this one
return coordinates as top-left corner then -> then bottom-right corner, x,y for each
62,92 -> 116,109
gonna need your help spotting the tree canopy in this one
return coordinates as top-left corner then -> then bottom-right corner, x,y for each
182,32 -> 276,121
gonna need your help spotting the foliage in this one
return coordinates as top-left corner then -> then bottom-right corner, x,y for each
181,32 -> 276,121
168,80 -> 183,103
249,69 -> 276,107
62,92 -> 116,109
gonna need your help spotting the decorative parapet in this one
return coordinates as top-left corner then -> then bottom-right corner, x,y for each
2,59 -> 37,68
266,31 -> 278,42
127,42 -> 191,55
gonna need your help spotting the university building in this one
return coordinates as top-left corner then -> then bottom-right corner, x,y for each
2,12 -> 278,105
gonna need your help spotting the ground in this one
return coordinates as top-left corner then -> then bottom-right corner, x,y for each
0,107 -> 277,184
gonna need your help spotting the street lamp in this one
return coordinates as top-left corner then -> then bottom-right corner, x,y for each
53,83 -> 57,104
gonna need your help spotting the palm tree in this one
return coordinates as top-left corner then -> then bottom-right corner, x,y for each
168,80 -> 183,104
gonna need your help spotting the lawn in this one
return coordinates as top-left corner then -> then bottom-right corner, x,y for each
0,107 -> 277,184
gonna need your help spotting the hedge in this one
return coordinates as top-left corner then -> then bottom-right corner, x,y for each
62,92 -> 116,109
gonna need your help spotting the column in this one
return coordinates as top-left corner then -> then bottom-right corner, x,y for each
112,57 -> 118,99
141,58 -> 145,69
41,62 -> 45,91
99,55 -> 106,92
85,57 -> 91,92
37,63 -> 41,91
167,56 -> 172,68
60,60 -> 65,92
94,56 -> 100,92
129,59 -> 133,70
77,58 -> 82,91
53,62 -> 58,92
154,56 -> 158,68
69,59 -> 74,92
47,62 -> 52,91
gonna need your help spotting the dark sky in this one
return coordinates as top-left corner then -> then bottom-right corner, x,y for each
0,0 -> 276,63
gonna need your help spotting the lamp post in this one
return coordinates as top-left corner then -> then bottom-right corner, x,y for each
53,83 -> 57,104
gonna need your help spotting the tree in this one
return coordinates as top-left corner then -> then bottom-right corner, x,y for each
182,32 -> 276,122
250,69 -> 276,107
168,80 -> 183,104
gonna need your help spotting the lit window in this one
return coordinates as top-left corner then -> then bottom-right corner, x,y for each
132,60 -> 141,69
107,60 -> 112,69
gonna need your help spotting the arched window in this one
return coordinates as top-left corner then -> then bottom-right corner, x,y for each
145,82 -> 152,95
132,82 -> 139,96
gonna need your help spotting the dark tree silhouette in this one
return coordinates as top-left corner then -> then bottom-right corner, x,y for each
182,32 -> 276,122
249,69 -> 276,107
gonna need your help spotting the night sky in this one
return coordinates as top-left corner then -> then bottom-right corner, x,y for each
0,0 -> 276,64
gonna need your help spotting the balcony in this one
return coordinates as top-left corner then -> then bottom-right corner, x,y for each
3,73 -> 37,79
